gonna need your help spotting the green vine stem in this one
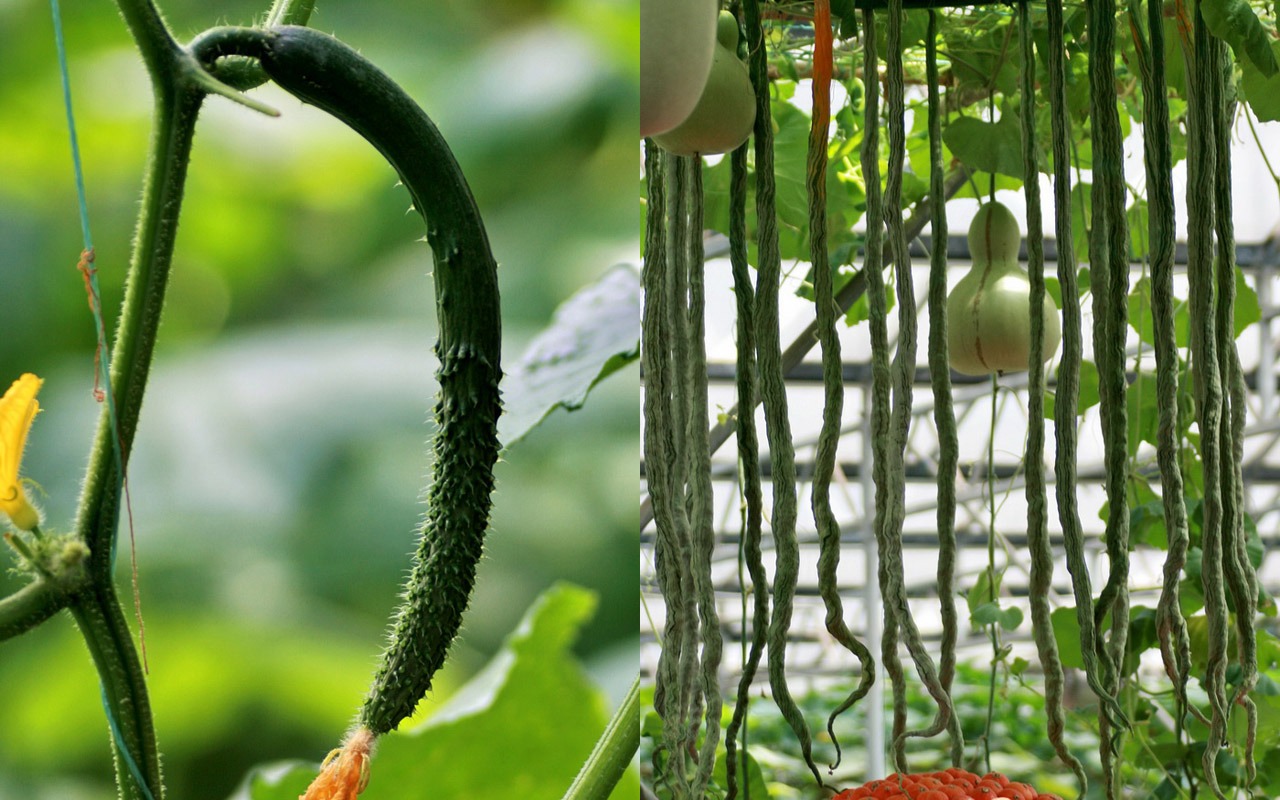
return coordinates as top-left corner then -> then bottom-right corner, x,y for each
562,674 -> 641,800
66,2 -> 206,794
7,2 -> 315,796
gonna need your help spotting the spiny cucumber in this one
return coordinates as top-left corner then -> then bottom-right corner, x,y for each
251,25 -> 503,735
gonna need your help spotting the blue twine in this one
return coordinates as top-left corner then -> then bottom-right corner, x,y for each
50,3 -> 154,798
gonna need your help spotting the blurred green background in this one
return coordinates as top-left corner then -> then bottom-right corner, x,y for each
0,0 -> 638,797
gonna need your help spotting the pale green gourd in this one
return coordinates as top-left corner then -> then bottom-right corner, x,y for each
641,0 -> 718,137
946,202 -> 1061,376
652,11 -> 755,157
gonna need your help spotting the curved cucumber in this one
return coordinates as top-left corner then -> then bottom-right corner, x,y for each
256,25 -> 502,735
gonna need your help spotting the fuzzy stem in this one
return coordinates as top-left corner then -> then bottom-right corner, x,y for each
562,675 -> 641,800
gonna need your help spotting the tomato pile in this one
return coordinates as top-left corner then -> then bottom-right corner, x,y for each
834,769 -> 1064,800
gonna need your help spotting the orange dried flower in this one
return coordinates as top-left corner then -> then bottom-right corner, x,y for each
300,728 -> 375,800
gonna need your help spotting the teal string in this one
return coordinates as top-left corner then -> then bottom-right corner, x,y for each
50,4 -> 154,800
50,0 -> 128,556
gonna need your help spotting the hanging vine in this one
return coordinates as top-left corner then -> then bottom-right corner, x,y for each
1185,3 -> 1229,795
808,0 -> 877,770
1017,0 -> 1086,789
723,132 -> 769,800
1211,31 -> 1260,789
924,8 -> 965,770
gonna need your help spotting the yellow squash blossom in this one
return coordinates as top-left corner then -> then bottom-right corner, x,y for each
0,373 -> 42,531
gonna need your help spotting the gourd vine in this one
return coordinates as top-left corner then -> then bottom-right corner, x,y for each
882,0 -> 958,763
923,10 -> 966,769
723,128 -> 768,800
1017,1 -> 1085,789
809,0 -> 878,771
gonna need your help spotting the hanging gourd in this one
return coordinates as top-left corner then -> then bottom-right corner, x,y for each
653,11 -> 756,157
640,0 -> 718,136
946,201 -> 1062,375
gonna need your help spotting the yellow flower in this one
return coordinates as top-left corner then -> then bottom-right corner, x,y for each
0,373 -> 43,532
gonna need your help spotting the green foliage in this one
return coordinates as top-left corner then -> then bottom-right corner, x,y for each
944,115 -> 1027,180
1200,0 -> 1279,77
236,584 -> 638,800
1242,42 -> 1280,121
499,265 -> 641,450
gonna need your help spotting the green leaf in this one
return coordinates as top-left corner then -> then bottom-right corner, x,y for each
1010,656 -> 1030,676
844,279 -> 895,327
997,605 -> 1024,632
1070,182 -> 1092,265
1233,265 -> 1261,338
1201,0 -> 1279,77
234,583 -> 637,800
1122,606 -> 1159,676
1045,276 -> 1062,309
499,264 -> 640,449
1129,498 -> 1169,550
1128,275 -> 1191,348
831,0 -> 859,39
1050,606 -> 1084,670
967,566 -> 1003,616
1242,42 -> 1280,121
1127,200 -> 1149,261
943,18 -> 1019,96
943,115 -> 1025,180
771,102 -> 866,261
971,602 -> 1002,628
1044,358 -> 1100,420
710,740 -> 770,800
1125,371 -> 1160,457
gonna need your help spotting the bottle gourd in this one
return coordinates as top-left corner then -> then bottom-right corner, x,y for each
652,11 -> 755,156
946,201 -> 1061,375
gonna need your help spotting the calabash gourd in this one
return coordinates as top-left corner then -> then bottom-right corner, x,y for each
946,201 -> 1061,375
640,0 -> 718,137
652,10 -> 756,156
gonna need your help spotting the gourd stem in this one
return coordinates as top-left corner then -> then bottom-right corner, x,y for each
561,675 -> 641,800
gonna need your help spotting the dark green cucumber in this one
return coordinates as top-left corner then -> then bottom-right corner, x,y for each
247,26 -> 502,735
